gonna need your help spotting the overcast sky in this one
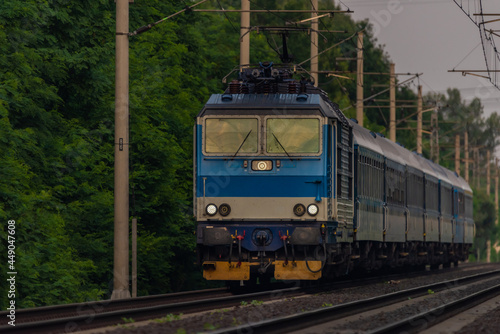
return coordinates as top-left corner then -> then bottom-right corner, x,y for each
339,0 -> 500,118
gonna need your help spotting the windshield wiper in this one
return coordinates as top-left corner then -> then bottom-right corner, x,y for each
272,133 -> 293,161
232,129 -> 253,159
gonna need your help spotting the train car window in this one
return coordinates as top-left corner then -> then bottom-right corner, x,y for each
465,195 -> 473,218
425,179 -> 438,211
386,167 -> 404,206
266,118 -> 320,153
205,118 -> 258,154
407,173 -> 423,207
459,192 -> 465,215
442,187 -> 452,215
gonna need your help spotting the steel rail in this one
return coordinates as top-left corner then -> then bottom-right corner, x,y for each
0,287 -> 229,326
205,269 -> 500,334
0,286 -> 303,334
368,283 -> 500,334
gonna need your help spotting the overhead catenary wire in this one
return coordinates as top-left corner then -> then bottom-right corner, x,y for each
452,42 -> 483,70
452,0 -> 500,89
298,28 -> 364,67
308,0 -> 337,37
247,0 -> 290,23
216,0 -> 239,33
344,0 -> 449,6
336,0 -> 350,11
129,0 -> 209,36
341,75 -> 419,112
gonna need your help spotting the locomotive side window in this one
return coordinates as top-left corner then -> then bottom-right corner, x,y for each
205,118 -> 258,154
266,118 -> 320,154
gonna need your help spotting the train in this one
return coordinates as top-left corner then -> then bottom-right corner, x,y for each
194,62 -> 474,285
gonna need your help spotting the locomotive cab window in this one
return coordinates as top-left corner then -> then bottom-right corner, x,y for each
266,118 -> 320,154
204,118 -> 258,154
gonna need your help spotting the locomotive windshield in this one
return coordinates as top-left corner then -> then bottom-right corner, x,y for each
266,118 -> 320,154
205,118 -> 258,154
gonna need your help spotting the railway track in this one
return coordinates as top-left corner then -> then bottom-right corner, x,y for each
0,284 -> 309,333
0,287 -> 230,333
0,264 -> 495,333
367,283 -> 500,334
207,268 -> 500,334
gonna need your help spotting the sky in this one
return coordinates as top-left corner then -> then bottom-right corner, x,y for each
339,0 -> 500,118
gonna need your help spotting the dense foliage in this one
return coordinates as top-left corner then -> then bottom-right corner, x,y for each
0,0 -> 498,308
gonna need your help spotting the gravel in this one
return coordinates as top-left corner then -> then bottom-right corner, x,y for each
103,264 -> 500,334
332,276 -> 500,333
455,303 -> 500,334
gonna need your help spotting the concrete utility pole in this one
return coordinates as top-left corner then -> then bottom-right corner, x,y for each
496,159 -> 500,261
497,159 -> 500,260
487,150 -> 491,194
112,0 -> 131,300
310,0 -> 318,86
464,131 -> 469,182
496,158 -> 499,226
416,85 -> 422,154
472,148 -> 476,186
356,31 -> 364,126
487,238 -> 491,263
240,0 -> 250,68
455,134 -> 460,176
389,63 -> 396,142
430,111 -> 439,163
475,148 -> 480,188
132,217 -> 137,298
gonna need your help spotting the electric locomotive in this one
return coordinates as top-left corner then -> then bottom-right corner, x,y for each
194,62 -> 474,284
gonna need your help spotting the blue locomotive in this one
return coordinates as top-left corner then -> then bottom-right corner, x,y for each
194,62 -> 474,284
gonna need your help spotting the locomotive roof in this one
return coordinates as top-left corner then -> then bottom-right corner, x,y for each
199,93 -> 342,120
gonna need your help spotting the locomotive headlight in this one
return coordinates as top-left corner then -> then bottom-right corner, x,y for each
293,204 -> 306,216
206,204 -> 217,216
219,203 -> 231,216
307,204 -> 319,216
251,160 -> 273,171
